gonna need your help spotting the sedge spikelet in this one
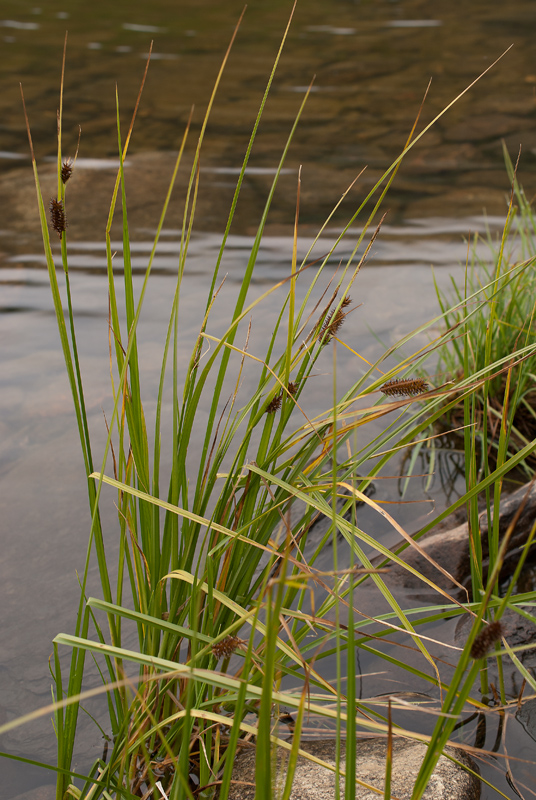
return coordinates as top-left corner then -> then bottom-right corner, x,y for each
212,636 -> 242,661
49,198 -> 67,238
61,157 -> 74,184
321,310 -> 343,341
287,381 -> 298,396
470,621 -> 504,659
318,295 -> 352,344
380,378 -> 429,398
266,393 -> 282,414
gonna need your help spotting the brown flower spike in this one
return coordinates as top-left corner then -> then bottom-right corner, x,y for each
61,157 -> 74,184
380,378 -> 429,398
212,635 -> 242,661
320,295 -> 352,343
265,393 -> 282,414
49,198 -> 67,239
470,621 -> 504,659
287,381 -> 299,396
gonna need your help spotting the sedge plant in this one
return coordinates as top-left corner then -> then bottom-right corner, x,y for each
433,145 -> 536,483
7,12 -> 536,800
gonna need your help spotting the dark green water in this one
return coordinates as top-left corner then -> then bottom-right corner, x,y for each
1,0 -> 536,232
1,1 -> 536,798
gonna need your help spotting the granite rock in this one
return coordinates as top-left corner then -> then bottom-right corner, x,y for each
218,738 -> 480,800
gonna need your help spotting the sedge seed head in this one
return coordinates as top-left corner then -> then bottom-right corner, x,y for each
61,158 -> 74,184
319,295 -> 351,343
49,198 -> 67,238
287,381 -> 298,396
380,378 -> 429,398
320,309 -> 344,342
265,393 -> 282,414
470,620 -> 504,659
212,636 -> 242,661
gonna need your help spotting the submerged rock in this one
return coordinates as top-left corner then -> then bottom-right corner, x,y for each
219,738 -> 480,800
516,697 -> 536,741
380,481 -> 536,596
10,786 -> 55,800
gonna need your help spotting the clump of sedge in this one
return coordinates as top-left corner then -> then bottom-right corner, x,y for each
212,635 -> 242,661
380,378 -> 429,398
49,198 -> 67,239
470,620 -> 504,659
61,157 -> 74,184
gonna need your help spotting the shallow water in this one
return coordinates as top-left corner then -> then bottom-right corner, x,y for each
2,0 -> 536,797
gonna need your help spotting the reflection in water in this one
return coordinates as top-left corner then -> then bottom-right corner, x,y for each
398,431 -> 466,507
0,19 -> 40,30
386,20 -> 443,28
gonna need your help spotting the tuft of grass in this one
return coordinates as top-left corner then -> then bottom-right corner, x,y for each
433,145 -> 536,483
7,13 -> 536,800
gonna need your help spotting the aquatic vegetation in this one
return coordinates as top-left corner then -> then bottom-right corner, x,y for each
433,148 -> 536,483
5,11 -> 536,800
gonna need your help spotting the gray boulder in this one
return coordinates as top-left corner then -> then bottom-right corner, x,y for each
380,481 -> 536,595
219,738 -> 480,800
